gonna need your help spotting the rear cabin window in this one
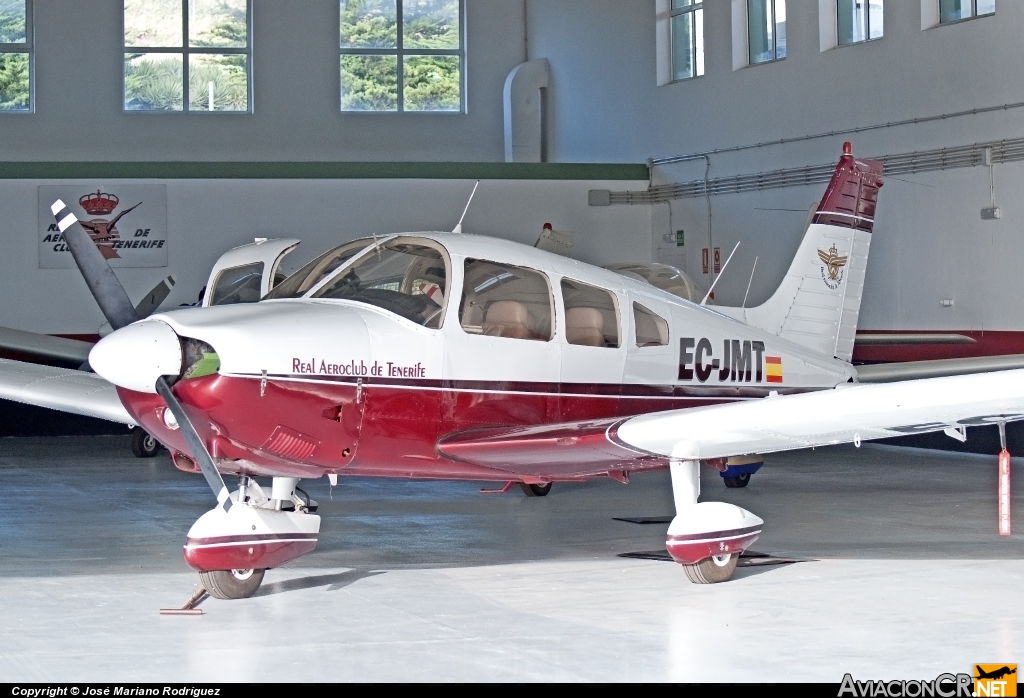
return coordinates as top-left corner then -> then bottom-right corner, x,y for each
311,242 -> 448,329
633,303 -> 669,347
460,259 -> 553,341
561,279 -> 619,348
210,262 -> 263,305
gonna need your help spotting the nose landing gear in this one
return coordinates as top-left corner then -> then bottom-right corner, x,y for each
184,476 -> 321,599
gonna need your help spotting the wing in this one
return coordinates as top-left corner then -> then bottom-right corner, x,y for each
0,326 -> 93,364
817,249 -> 831,265
0,358 -> 134,424
437,369 -> 1024,477
834,255 -> 848,267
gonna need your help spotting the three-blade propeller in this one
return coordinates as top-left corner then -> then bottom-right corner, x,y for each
51,200 -> 232,511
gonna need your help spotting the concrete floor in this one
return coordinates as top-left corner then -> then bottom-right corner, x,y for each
0,435 -> 1021,682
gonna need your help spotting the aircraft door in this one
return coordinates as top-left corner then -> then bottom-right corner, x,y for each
443,258 -> 561,426
203,238 -> 301,307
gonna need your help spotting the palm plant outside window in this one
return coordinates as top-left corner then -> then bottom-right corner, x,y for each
340,0 -> 464,112
838,1 -> 882,45
670,0 -> 704,82
0,0 -> 30,112
939,0 -> 994,24
123,0 -> 251,112
747,0 -> 786,65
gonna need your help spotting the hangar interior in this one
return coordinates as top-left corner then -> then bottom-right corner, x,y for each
0,0 -> 1022,682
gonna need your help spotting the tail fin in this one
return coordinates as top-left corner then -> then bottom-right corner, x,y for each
725,143 -> 883,362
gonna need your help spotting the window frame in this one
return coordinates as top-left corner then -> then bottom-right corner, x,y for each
0,0 -> 33,113
122,0 -> 253,114
746,0 -> 786,66
459,258 -> 555,342
836,0 -> 883,46
668,0 -> 704,83
938,0 -> 994,25
339,0 -> 466,113
632,302 -> 670,348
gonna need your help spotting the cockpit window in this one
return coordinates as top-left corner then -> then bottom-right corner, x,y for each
264,238 -> 373,300
311,242 -> 448,329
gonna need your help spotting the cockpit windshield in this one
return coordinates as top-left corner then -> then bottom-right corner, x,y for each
311,240 -> 449,329
263,238 -> 375,300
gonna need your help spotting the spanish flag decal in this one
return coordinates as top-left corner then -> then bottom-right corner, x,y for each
765,356 -> 783,383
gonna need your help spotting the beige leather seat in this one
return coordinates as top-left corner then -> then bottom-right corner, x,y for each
566,307 -> 605,347
483,300 -> 535,339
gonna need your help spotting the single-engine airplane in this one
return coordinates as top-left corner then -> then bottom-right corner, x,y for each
2,143 -> 1023,599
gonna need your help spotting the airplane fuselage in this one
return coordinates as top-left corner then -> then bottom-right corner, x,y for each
113,233 -> 854,483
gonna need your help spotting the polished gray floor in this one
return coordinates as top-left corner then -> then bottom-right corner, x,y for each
0,436 -> 1021,681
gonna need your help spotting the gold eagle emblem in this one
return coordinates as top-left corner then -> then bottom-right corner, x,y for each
817,243 -> 848,281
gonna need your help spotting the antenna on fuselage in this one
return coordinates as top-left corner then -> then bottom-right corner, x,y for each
700,241 -> 739,306
452,180 -> 480,234
741,256 -> 758,309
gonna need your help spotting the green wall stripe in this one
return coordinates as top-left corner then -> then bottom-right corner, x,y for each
0,161 -> 649,181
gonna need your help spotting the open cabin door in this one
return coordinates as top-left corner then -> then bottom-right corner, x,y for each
203,238 -> 301,307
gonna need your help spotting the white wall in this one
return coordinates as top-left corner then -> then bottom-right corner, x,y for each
0,177 -> 651,333
0,0 -> 526,161
527,0 -> 1024,332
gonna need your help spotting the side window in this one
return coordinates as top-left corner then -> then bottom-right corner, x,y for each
633,303 -> 669,347
460,259 -> 552,341
561,279 -> 619,348
210,262 -> 263,305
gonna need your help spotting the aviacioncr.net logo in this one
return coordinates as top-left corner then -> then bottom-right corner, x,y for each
838,673 -> 973,698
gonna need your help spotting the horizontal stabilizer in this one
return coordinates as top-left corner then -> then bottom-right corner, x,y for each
856,354 -> 1024,383
0,358 -> 133,424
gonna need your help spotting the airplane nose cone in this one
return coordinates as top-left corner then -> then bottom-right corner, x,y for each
89,320 -> 183,394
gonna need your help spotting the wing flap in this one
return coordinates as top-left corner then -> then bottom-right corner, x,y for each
0,358 -> 134,425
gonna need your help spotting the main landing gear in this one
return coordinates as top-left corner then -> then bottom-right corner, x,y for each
130,428 -> 161,458
184,476 -> 321,599
520,482 -> 552,497
667,458 -> 763,584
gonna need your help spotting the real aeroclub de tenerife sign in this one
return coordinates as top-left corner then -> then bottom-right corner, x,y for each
38,185 -> 168,268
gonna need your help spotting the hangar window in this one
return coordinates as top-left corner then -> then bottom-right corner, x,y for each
123,0 -> 251,112
561,279 -> 620,348
669,1 -> 704,81
939,0 -> 994,24
0,0 -> 31,112
747,0 -> 786,65
633,303 -> 669,348
340,0 -> 464,112
460,260 -> 553,341
837,1 -> 883,45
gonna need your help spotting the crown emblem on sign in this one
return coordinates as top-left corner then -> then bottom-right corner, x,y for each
79,190 -> 119,216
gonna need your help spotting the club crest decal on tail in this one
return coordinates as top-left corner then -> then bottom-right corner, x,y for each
818,243 -> 848,290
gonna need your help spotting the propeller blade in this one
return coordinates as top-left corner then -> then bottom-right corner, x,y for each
155,376 -> 232,512
50,199 -> 139,331
99,274 -> 178,338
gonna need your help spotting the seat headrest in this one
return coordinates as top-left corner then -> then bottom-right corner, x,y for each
486,300 -> 532,326
566,306 -> 604,330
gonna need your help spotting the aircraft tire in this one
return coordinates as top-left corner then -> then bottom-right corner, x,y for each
520,482 -> 552,497
682,553 -> 739,584
131,429 -> 161,458
199,568 -> 266,600
723,473 -> 751,488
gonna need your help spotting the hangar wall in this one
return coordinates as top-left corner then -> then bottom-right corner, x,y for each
3,0 -> 526,161
0,174 -> 651,333
526,0 -> 1024,333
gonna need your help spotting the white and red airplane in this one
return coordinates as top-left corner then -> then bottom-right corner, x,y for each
1,143 -> 1021,599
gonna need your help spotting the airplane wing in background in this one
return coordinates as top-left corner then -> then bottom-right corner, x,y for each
0,358 -> 134,425
0,326 -> 93,364
438,368 -> 1024,477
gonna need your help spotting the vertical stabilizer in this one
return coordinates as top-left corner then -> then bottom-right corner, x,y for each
724,143 -> 883,361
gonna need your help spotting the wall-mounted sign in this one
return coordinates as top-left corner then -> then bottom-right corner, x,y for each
38,185 -> 168,268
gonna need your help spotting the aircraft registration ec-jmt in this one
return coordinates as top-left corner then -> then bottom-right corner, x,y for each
2,143 -> 1022,599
